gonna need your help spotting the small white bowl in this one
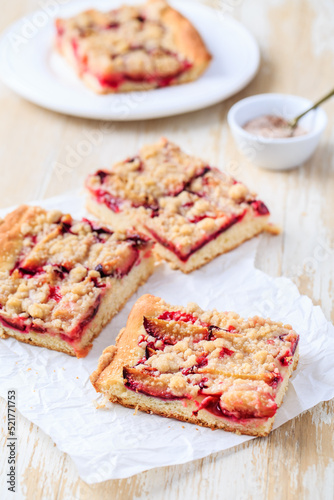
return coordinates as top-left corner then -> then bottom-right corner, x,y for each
227,93 -> 327,170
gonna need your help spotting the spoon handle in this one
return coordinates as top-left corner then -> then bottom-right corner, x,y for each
289,87 -> 334,128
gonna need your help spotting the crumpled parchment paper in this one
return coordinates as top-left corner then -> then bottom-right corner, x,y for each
0,192 -> 333,482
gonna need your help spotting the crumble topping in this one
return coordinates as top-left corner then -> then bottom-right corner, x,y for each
86,139 -> 270,260
123,301 -> 299,419
0,207 -> 152,341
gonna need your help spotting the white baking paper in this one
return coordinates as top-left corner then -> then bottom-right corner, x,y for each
1,192 -> 334,483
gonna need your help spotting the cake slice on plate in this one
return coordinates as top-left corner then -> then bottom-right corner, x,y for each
0,206 -> 154,357
55,0 -> 211,94
86,138 -> 278,273
91,294 -> 299,436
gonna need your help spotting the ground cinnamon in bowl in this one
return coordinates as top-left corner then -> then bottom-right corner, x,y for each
243,115 -> 307,139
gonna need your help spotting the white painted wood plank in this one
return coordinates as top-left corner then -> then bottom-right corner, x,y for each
0,0 -> 333,499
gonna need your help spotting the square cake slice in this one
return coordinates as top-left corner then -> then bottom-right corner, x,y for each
91,295 -> 299,436
55,0 -> 211,94
86,138 -> 278,273
0,206 -> 154,358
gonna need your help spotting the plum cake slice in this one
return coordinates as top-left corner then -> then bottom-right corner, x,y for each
86,138 -> 278,273
55,0 -> 211,94
0,206 -> 154,357
91,295 -> 299,437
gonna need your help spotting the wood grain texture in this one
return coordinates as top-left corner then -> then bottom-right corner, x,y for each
0,0 -> 333,499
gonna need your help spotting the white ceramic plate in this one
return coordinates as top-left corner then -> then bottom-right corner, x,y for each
0,0 -> 260,121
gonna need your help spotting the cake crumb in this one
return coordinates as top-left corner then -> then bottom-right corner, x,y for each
94,399 -> 106,410
133,404 -> 139,416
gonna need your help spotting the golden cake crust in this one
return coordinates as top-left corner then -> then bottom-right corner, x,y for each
91,294 -> 160,385
159,0 -> 211,68
0,205 -> 43,272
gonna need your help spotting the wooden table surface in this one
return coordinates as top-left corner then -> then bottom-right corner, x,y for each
0,1 -> 333,498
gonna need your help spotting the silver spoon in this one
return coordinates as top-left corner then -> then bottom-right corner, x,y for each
288,87 -> 334,130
